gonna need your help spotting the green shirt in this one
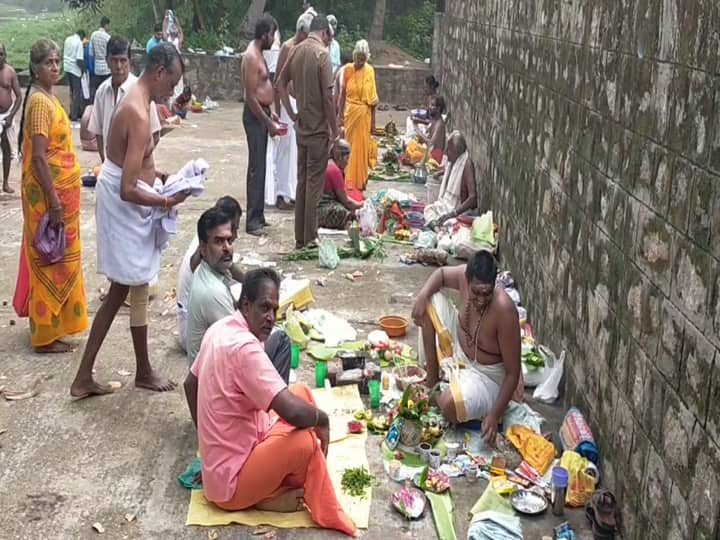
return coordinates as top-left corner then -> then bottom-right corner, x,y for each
186,261 -> 235,365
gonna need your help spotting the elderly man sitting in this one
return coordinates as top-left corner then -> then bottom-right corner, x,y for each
411,250 -> 523,445
184,207 -> 290,383
424,130 -> 477,226
183,268 -> 356,536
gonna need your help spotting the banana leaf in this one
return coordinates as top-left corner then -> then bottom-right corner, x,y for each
426,491 -> 457,540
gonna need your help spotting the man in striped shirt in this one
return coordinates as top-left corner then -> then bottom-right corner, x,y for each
89,16 -> 111,101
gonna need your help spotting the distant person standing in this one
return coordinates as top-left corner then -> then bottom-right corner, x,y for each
241,15 -> 281,236
89,16 -> 111,101
0,42 -> 21,193
63,29 -> 87,125
146,23 -> 164,54
278,15 -> 338,248
163,10 -> 185,99
326,15 -> 341,76
302,1 -> 318,16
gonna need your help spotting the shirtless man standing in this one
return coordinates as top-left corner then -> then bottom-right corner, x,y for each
242,14 -> 281,236
0,43 -> 21,193
412,250 -> 522,445
71,42 -> 188,398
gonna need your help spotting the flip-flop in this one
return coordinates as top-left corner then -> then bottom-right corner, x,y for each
586,490 -> 622,539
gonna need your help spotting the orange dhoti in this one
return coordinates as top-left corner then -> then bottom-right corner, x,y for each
216,383 -> 357,537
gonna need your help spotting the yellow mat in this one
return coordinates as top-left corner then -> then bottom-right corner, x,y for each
186,385 -> 371,530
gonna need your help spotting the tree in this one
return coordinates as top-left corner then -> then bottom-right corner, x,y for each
369,0 -> 386,40
239,0 -> 268,40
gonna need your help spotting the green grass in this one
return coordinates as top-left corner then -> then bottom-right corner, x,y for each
0,4 -> 75,70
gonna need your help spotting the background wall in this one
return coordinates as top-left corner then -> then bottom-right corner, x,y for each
437,2 -> 720,539
130,50 -> 430,106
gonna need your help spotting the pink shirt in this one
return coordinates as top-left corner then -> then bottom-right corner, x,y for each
191,312 -> 287,503
324,160 -> 345,195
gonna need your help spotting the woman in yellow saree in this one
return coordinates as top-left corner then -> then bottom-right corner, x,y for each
337,39 -> 378,191
13,39 -> 88,353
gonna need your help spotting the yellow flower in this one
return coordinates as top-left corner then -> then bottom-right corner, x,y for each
407,399 -> 415,410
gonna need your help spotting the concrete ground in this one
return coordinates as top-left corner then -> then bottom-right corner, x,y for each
0,99 -> 593,539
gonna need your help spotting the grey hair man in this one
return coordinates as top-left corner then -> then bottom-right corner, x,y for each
424,129 -> 477,226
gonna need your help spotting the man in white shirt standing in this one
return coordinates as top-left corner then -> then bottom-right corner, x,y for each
89,16 -> 111,102
89,35 -> 161,162
63,29 -> 86,124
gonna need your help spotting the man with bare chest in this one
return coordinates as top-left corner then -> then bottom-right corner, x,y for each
412,251 -> 522,445
0,43 -> 21,193
242,14 -> 281,236
71,43 -> 188,399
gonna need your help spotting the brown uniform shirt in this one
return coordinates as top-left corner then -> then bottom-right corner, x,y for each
279,34 -> 333,140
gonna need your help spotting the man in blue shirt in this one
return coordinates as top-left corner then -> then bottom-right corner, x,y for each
146,23 -> 163,53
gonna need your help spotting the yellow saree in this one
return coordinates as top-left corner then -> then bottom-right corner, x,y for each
342,63 -> 379,191
19,91 -> 88,347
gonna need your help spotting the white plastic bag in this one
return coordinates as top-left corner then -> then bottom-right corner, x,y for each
358,199 -> 377,236
81,72 -> 90,100
533,349 -> 565,403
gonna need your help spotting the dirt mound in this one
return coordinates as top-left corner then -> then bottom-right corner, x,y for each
370,42 -> 428,68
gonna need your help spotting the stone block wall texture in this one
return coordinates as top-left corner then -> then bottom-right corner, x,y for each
130,50 -> 429,106
437,2 -> 720,539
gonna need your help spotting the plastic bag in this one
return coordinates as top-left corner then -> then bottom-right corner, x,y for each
559,406 -> 599,464
533,349 -> 565,403
81,72 -> 90,100
284,305 -> 309,349
33,212 -> 66,265
318,239 -> 339,269
358,199 -> 377,236
559,450 -> 597,507
414,230 -> 437,249
471,211 -> 494,244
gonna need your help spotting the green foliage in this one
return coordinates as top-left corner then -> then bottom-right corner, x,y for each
384,0 -> 434,59
73,0 -> 154,46
0,3 -> 75,69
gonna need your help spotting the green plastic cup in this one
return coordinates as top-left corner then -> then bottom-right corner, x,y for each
368,379 -> 381,408
315,361 -> 327,388
291,343 -> 301,369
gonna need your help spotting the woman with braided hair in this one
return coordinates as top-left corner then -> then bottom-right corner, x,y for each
12,39 -> 88,353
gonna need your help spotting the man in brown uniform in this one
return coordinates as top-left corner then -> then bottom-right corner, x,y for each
0,43 -> 21,193
278,15 -> 337,249
242,14 -> 281,236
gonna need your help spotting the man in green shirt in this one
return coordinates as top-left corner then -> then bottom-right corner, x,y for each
186,207 -> 290,380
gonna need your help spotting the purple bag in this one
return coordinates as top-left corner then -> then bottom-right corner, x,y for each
32,212 -> 66,265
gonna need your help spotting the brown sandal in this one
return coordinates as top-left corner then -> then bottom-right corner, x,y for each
585,490 -> 622,539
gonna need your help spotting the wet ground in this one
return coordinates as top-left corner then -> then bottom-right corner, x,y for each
0,98 -> 592,539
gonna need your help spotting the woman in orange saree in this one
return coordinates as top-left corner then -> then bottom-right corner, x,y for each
337,39 -> 378,192
13,39 -> 88,353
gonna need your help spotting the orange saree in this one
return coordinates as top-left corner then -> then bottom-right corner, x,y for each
15,91 -> 88,347
341,63 -> 379,191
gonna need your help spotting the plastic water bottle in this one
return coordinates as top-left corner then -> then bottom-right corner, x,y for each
551,466 -> 569,516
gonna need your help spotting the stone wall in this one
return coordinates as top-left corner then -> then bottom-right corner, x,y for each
130,49 -> 430,106
438,2 -> 720,539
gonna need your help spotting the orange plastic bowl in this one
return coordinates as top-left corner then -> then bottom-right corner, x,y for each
379,315 -> 408,338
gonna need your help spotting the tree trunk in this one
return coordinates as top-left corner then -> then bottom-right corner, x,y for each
150,0 -> 160,23
369,0 -> 386,41
192,0 -> 206,31
239,0 -> 268,40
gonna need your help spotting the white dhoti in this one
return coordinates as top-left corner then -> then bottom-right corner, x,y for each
275,98 -> 298,201
424,150 -> 468,224
96,160 -> 162,286
264,134 -> 278,206
418,291 -> 506,422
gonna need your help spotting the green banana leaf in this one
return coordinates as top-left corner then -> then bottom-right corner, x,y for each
426,491 -> 457,540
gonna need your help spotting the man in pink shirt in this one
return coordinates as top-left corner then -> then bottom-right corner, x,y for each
183,268 -> 356,536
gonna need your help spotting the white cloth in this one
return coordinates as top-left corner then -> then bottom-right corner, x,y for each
96,160 -> 164,286
0,109 -> 11,137
154,159 -> 208,247
275,97 -> 298,200
264,134 -> 277,206
424,150 -> 468,223
63,34 -> 84,77
304,6 -> 318,16
263,31 -> 281,73
176,234 -> 200,351
417,291 -> 505,421
90,28 -> 111,76
89,75 -> 162,155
